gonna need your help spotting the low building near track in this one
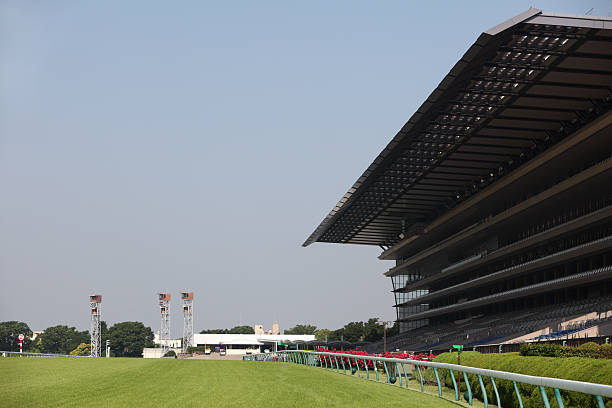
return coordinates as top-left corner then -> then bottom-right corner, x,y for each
143,333 -> 315,358
193,333 -> 315,355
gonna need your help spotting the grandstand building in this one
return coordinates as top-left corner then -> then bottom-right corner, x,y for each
304,9 -> 612,350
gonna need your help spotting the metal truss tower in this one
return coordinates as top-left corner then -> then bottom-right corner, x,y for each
181,291 -> 194,353
89,295 -> 102,357
158,293 -> 171,353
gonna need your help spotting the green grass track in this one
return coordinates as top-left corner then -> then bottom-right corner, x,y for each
0,357 -> 459,407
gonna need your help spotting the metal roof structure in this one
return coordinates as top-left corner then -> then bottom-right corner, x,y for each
303,9 -> 612,249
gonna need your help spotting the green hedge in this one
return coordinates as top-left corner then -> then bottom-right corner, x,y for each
520,342 -> 612,359
425,351 -> 612,408
187,346 -> 208,354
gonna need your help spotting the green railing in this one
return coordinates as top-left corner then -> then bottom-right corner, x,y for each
243,350 -> 612,408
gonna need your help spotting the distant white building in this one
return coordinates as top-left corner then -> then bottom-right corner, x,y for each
153,331 -> 182,348
193,333 -> 315,355
254,323 -> 281,335
144,324 -> 315,358
142,348 -> 166,359
31,331 -> 44,341
143,332 -> 183,358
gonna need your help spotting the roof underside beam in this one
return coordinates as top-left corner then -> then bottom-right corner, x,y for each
304,11 -> 612,248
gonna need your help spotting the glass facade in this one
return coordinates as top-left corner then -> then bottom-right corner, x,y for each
391,274 -> 429,333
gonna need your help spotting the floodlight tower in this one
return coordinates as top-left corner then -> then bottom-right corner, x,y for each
158,293 -> 171,353
89,295 -> 102,357
181,291 -> 194,353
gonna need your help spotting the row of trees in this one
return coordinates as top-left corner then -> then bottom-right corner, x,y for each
284,318 -> 399,343
198,319 -> 398,343
2,318 -> 398,356
284,324 -> 317,335
0,321 -> 154,357
199,325 -> 254,334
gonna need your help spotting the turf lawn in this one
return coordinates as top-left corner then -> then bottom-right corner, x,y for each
0,357 -> 459,408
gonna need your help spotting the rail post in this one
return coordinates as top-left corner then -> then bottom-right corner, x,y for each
596,395 -> 605,408
513,381 -> 524,408
553,388 -> 564,408
417,364 -> 424,392
449,369 -> 459,400
396,362 -> 402,387
375,360 -> 380,382
463,371 -> 473,406
539,386 -> 551,408
434,368 -> 442,397
400,363 -> 409,388
490,377 -> 501,408
477,374 -> 488,408
383,361 -> 390,383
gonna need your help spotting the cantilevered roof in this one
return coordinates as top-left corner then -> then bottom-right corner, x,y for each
303,9 -> 612,248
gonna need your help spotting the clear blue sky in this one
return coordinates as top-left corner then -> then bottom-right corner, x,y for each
1,1 -> 609,336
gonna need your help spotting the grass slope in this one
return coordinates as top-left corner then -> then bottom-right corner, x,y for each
0,358 -> 458,408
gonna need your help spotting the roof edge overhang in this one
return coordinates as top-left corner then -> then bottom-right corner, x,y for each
302,8 -> 543,248
303,9 -> 612,249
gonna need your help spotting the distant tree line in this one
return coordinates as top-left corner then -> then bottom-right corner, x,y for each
0,320 -> 154,357
199,325 -> 254,334
1,318 -> 398,356
284,318 -> 399,343
284,324 -> 317,335
198,320 -> 398,342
